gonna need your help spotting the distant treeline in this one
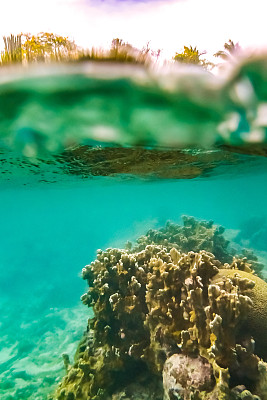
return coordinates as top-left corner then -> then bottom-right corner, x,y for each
0,33 -> 241,69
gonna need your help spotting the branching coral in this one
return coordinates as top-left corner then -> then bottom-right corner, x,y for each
128,215 -> 232,263
53,217 -> 267,400
128,215 -> 264,278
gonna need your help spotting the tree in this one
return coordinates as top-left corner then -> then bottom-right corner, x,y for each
214,39 -> 241,61
1,34 -> 22,63
109,38 -> 144,63
174,45 -> 213,69
1,32 -> 77,65
75,38 -> 153,65
22,32 -> 76,62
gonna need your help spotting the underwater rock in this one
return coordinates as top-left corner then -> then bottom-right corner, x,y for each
53,217 -> 267,400
163,353 -> 215,399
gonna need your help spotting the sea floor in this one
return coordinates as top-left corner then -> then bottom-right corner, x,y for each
0,301 -> 90,400
1,177 -> 267,399
1,243 -> 266,400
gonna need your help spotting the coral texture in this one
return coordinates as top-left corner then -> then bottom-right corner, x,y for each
212,269 -> 267,360
53,217 -> 267,400
128,215 -> 264,278
163,353 -> 215,399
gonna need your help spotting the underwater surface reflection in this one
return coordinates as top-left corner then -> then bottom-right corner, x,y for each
0,61 -> 267,399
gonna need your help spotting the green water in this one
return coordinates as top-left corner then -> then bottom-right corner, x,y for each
0,59 -> 267,399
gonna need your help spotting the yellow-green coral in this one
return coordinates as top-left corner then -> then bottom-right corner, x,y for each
129,215 -> 264,278
53,218 -> 267,400
211,269 -> 267,360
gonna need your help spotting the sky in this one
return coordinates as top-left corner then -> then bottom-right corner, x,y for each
1,0 -> 267,61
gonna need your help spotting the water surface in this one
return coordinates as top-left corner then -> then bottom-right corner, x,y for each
1,59 -> 267,399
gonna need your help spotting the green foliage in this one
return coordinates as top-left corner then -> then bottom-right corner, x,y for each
174,45 -> 203,64
1,32 -> 76,65
76,38 -> 151,65
75,47 -> 106,62
174,45 -> 213,69
0,34 -> 154,66
23,32 -> 76,62
1,34 -> 22,64
0,33 -> 241,69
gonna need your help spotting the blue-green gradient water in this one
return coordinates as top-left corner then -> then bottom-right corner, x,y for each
1,59 -> 267,399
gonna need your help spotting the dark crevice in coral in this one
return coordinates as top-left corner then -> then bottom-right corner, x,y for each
229,373 -> 257,394
107,360 -> 153,394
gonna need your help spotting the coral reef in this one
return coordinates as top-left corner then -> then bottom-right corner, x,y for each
128,215 -> 264,278
128,215 -> 232,263
212,269 -> 267,360
163,353 -> 215,399
53,217 -> 267,400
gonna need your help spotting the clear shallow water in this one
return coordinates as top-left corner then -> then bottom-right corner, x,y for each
1,60 -> 267,399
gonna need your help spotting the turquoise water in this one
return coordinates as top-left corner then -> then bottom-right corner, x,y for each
1,60 -> 267,399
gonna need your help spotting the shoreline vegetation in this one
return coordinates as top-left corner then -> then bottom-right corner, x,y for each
0,33 -> 242,70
